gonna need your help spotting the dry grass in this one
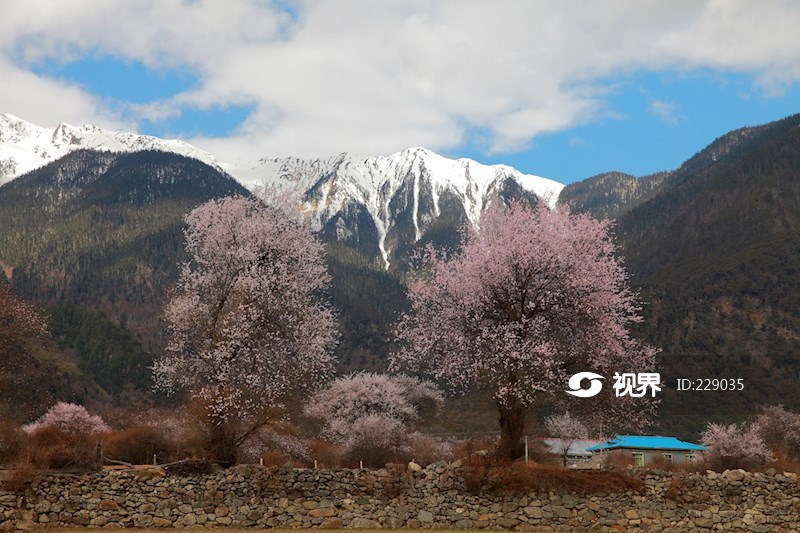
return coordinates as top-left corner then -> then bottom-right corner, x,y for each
102,426 -> 176,465
23,426 -> 100,470
0,417 -> 25,465
452,436 -> 499,459
461,455 -> 645,496
305,438 -> 343,469
1,456 -> 36,493
763,452 -> 800,473
664,476 -> 686,501
601,452 -> 637,470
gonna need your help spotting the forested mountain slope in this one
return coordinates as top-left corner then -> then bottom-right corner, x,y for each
574,114 -> 800,435
3,113 -> 800,438
0,149 -> 407,400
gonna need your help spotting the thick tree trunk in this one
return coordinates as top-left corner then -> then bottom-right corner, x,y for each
496,399 -> 526,459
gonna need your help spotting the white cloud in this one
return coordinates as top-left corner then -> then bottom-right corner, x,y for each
0,56 -> 129,130
569,137 -> 586,147
2,0 -> 800,162
648,99 -> 685,125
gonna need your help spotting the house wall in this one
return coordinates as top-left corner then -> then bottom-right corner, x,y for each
563,454 -> 594,465
603,448 -> 700,466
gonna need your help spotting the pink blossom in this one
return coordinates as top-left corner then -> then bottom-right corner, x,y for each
304,372 -> 443,445
0,284 -> 47,339
152,192 -> 337,463
545,412 -> 589,441
392,201 -> 657,457
752,405 -> 800,460
545,411 -> 589,466
239,426 -> 309,463
23,402 -> 110,434
337,414 -> 412,461
701,422 -> 772,466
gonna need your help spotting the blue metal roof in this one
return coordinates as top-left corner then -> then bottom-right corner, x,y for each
586,435 -> 706,452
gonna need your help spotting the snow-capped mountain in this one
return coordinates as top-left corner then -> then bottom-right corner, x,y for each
230,149 -> 563,266
0,113 -> 225,186
0,114 -> 564,268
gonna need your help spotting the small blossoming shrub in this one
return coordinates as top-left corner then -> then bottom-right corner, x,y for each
753,405 -> 800,461
21,403 -> 109,470
239,426 -> 309,464
23,402 -> 110,435
701,422 -> 772,470
304,372 -> 445,467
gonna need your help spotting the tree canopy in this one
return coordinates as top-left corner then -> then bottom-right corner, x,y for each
392,201 -> 657,457
153,194 -> 337,464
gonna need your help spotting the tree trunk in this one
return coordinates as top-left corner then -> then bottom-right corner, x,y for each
209,421 -> 238,467
496,399 -> 526,459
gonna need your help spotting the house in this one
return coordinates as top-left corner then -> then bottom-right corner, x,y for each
543,438 -> 605,466
587,435 -> 705,466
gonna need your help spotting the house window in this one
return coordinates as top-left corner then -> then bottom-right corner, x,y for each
632,452 -> 644,466
662,453 -> 673,463
686,454 -> 696,462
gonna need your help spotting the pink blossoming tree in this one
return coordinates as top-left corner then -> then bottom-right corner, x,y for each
545,411 -> 589,466
752,405 -> 800,461
153,194 -> 337,465
701,422 -> 772,469
0,284 -> 46,342
23,402 -> 110,434
303,372 -> 444,466
392,201 -> 657,458
0,280 -> 47,386
0,284 -> 49,417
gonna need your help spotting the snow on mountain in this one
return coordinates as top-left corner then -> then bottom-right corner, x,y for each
0,113 -> 225,186
230,148 -> 563,267
1,114 -> 564,268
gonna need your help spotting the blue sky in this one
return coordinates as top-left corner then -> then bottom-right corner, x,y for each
30,56 -> 255,138
4,1 -> 800,184
464,70 -> 800,182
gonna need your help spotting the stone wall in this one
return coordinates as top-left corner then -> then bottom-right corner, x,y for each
2,463 -> 799,531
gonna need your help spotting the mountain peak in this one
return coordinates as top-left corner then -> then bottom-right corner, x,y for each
228,145 -> 563,268
2,114 -> 564,269
0,112 -> 27,125
397,146 -> 432,156
0,115 -> 226,186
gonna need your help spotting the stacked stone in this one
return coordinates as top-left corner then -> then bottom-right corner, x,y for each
1,463 -> 799,531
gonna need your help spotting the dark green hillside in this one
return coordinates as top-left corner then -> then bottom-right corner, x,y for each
559,171 -> 668,220
614,114 -> 800,435
0,149 -> 250,396
0,149 -> 410,401
48,304 -> 154,396
561,119 -> 782,222
324,242 -> 409,371
0,151 -> 248,319
620,114 -> 800,280
0,284 -> 103,421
